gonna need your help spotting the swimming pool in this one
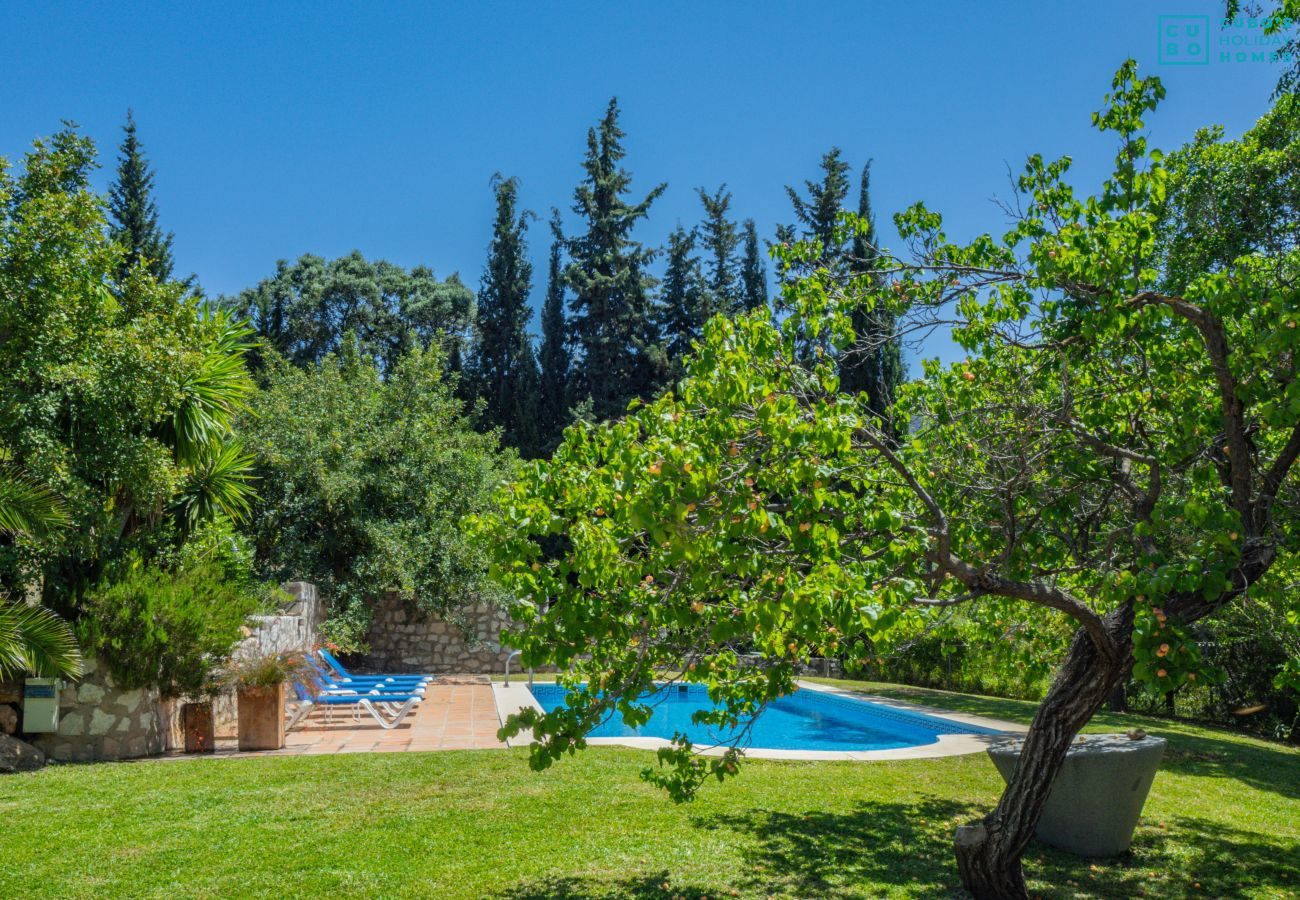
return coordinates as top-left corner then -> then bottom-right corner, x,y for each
527,682 -> 1004,752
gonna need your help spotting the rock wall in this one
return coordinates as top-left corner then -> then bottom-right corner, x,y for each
362,595 -> 514,674
213,582 -> 321,738
1,581 -> 322,760
26,657 -> 178,763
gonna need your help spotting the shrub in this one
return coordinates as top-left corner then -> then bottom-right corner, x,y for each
77,560 -> 258,697
222,650 -> 315,690
239,342 -> 513,652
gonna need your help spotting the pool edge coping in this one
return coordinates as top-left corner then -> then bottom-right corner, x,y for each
490,678 -> 1027,761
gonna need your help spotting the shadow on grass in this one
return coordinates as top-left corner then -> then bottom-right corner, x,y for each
1153,730 -> 1300,802
1027,814 -> 1300,898
837,682 -> 1300,802
497,801 -> 1298,899
702,796 -> 979,898
500,871 -> 718,899
701,800 -> 1299,899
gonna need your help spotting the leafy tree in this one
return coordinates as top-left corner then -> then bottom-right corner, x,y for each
565,98 -> 667,420
107,110 -> 175,283
472,175 -> 541,454
479,65 -> 1300,898
225,251 -> 474,373
1155,91 -> 1300,288
696,185 -> 741,315
1144,86 -> 1300,731
537,210 -> 571,450
657,225 -> 706,377
0,128 -> 255,614
240,343 -> 512,651
738,219 -> 768,312
1225,0 -> 1300,96
839,161 -> 905,434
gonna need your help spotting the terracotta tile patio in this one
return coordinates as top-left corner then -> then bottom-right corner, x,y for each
211,676 -> 507,757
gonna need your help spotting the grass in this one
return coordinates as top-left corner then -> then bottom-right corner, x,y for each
2,679 -> 1297,899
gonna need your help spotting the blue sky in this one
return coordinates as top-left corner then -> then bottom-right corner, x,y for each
0,1 -> 1286,366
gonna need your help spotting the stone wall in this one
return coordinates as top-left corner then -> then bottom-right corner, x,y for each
213,581 -> 321,737
362,595 -> 514,674
0,581 -> 322,760
25,657 -> 178,763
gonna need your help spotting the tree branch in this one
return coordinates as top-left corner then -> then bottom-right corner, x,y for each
1127,290 -> 1253,528
855,426 -> 1120,662
1258,421 -> 1300,527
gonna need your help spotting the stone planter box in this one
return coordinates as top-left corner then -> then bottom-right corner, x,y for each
181,702 -> 215,753
988,733 -> 1166,857
236,686 -> 285,751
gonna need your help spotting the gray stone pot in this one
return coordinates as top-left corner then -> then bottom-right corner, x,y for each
988,733 -> 1166,857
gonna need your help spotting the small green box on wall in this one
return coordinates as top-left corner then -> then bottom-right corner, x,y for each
23,678 -> 60,733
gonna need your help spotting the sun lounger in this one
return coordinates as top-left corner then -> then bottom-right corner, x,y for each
317,648 -> 434,685
286,681 -> 422,731
308,659 -> 427,696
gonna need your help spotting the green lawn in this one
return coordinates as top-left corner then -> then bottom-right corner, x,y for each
2,680 -> 1297,899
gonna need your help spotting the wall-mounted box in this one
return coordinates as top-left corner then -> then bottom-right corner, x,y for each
22,678 -> 60,733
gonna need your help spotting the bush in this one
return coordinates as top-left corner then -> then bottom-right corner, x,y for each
77,560 -> 258,698
163,515 -> 286,614
239,342 -> 513,652
852,616 -> 1059,703
222,650 -> 315,690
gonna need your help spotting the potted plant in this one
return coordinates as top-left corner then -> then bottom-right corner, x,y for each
225,651 -> 313,751
178,669 -> 229,754
180,695 -> 216,753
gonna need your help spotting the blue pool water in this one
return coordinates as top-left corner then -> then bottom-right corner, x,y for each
528,683 -> 1003,752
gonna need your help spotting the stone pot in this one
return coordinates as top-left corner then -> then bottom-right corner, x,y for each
181,701 -> 215,753
988,733 -> 1166,857
236,685 -> 285,751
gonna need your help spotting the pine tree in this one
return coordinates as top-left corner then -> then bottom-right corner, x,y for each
107,110 -> 175,283
782,147 -> 853,269
473,175 -> 540,452
696,185 -> 741,315
838,161 -> 905,436
658,225 -> 706,378
538,209 -> 571,449
565,98 -> 667,421
739,219 -> 768,312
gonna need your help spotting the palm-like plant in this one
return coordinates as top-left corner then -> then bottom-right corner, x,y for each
175,441 -> 256,527
166,308 -> 259,529
0,463 -> 84,680
169,310 -> 256,467
0,601 -> 83,680
0,464 -> 68,537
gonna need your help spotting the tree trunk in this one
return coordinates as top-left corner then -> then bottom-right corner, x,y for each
954,605 -> 1134,899
1107,681 -> 1127,713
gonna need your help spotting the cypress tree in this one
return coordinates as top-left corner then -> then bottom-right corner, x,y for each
473,175 -> 540,452
739,219 -> 768,312
538,209 -> 571,449
565,98 -> 667,421
658,225 -> 705,378
839,161 -> 905,435
783,147 -> 853,270
107,109 -> 175,283
696,185 -> 740,315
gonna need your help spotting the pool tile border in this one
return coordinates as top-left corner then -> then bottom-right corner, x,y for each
489,679 -> 1027,761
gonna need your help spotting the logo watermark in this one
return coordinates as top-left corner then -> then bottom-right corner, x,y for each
1158,12 -> 1296,66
